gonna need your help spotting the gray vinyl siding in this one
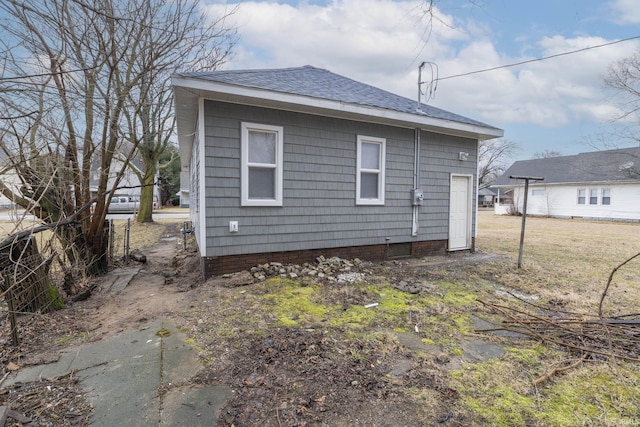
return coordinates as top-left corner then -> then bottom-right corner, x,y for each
202,100 -> 477,257
419,131 -> 478,240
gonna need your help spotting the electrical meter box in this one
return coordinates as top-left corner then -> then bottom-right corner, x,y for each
411,189 -> 424,206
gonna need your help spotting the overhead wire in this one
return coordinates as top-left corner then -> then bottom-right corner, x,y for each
417,34 -> 640,103
436,35 -> 640,82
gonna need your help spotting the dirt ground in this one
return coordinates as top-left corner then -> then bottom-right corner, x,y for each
1,215 -> 639,426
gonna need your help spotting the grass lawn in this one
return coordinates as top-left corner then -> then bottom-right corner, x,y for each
476,211 -> 640,316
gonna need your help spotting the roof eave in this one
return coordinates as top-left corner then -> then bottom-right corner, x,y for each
172,76 -> 503,166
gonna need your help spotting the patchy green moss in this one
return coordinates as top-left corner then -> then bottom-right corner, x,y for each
505,344 -> 544,366
373,286 -> 414,315
329,304 -> 377,328
536,367 -> 640,426
451,347 -> 640,427
442,290 -> 477,307
156,328 -> 171,337
45,284 -> 65,310
450,347 -> 463,357
450,358 -> 537,426
449,314 -> 471,334
263,279 -> 328,327
464,385 -> 535,426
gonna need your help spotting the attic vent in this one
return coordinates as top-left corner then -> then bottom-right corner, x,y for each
619,161 -> 634,171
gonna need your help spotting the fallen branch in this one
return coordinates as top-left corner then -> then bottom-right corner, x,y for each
532,354 -> 587,386
0,405 -> 32,427
477,299 -> 640,363
598,251 -> 640,318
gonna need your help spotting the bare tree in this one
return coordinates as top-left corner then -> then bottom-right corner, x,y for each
0,0 -> 235,282
533,149 -> 562,159
478,139 -> 520,189
605,50 -> 640,128
120,2 -> 234,222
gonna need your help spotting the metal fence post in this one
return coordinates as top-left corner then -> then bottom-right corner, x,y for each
124,218 -> 130,264
509,175 -> 544,269
109,219 -> 114,262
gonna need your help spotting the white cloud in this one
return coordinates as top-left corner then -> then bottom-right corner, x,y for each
204,0 -> 640,133
609,0 -> 640,24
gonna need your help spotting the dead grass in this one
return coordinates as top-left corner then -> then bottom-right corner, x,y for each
3,212 -> 640,426
476,212 -> 640,316
0,215 -> 179,264
180,213 -> 640,426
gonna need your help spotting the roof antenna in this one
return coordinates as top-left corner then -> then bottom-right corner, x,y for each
417,61 -> 438,112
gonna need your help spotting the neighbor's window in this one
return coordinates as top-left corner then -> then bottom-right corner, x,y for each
241,122 -> 283,206
589,188 -> 598,205
602,188 -> 611,205
531,189 -> 545,196
356,135 -> 386,205
577,189 -> 586,205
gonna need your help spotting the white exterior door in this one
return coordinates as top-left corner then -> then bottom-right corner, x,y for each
449,174 -> 472,250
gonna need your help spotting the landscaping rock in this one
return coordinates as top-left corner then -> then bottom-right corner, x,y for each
246,255 -> 368,283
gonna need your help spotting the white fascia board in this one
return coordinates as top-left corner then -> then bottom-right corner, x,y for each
171,76 -> 504,141
172,80 -> 199,170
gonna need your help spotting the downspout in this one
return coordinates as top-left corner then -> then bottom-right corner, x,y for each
411,128 -> 420,236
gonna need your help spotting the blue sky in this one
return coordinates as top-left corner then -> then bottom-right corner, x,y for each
204,0 -> 640,160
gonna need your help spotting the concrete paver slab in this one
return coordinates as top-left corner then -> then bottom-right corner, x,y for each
160,385 -> 232,427
1,319 -> 232,426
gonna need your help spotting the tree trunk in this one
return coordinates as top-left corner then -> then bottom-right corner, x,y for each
136,173 -> 155,223
0,237 -> 63,313
84,220 -> 111,276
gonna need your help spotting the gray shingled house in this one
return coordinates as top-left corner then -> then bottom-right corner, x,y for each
172,66 -> 503,278
493,147 -> 640,220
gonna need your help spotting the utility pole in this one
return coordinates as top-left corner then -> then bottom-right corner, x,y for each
510,176 -> 544,268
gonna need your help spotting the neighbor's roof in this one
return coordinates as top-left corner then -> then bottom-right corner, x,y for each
478,187 -> 497,196
493,147 -> 640,186
172,66 -> 503,167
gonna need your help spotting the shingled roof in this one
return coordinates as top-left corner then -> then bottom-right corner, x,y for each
493,147 -> 640,186
172,66 -> 503,168
176,65 -> 496,130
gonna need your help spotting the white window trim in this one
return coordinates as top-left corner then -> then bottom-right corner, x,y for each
241,122 -> 284,207
356,135 -> 386,205
577,188 -> 586,205
602,188 -> 611,205
588,187 -> 599,205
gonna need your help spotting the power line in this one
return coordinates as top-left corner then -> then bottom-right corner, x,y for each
0,67 -> 98,82
437,35 -> 640,82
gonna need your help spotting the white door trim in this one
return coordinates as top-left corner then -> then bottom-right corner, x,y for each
449,173 -> 473,251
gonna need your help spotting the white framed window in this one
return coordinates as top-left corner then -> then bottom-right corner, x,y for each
577,189 -> 586,205
602,188 -> 611,205
356,135 -> 386,205
589,188 -> 598,205
531,189 -> 545,196
241,122 -> 284,207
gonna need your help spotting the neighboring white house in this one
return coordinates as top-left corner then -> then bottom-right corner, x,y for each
178,171 -> 189,208
0,167 -> 21,209
0,150 -> 20,208
493,147 -> 640,221
90,158 -> 161,209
